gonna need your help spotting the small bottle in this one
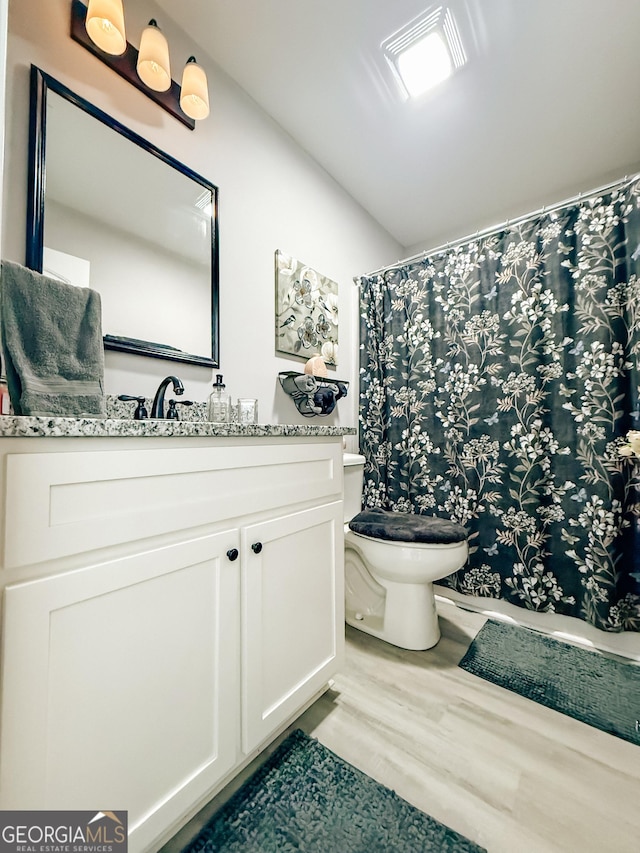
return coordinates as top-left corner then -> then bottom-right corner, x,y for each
0,357 -> 10,415
0,375 -> 9,415
207,374 -> 230,422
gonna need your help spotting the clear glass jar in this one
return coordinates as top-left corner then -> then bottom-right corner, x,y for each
237,398 -> 258,424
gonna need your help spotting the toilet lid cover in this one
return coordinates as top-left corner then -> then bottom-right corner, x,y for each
349,508 -> 467,544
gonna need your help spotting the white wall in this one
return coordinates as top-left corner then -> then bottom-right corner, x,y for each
2,0 -> 402,434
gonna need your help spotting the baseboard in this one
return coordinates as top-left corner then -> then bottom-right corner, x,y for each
435,587 -> 640,662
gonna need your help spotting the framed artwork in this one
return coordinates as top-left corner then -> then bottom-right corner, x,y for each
275,250 -> 339,365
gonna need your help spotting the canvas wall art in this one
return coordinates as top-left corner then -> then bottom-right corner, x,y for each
275,250 -> 339,365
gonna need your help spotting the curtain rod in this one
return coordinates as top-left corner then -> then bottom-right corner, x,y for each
360,172 -> 639,280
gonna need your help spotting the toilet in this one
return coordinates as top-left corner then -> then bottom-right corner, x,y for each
343,453 -> 469,650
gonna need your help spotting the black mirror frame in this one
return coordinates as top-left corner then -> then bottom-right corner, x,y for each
26,65 -> 220,368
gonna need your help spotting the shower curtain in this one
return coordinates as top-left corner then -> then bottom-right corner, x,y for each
358,177 -> 640,632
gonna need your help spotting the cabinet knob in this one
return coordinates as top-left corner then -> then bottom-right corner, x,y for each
251,542 -> 263,554
226,548 -> 239,561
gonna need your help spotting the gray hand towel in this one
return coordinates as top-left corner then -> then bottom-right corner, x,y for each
0,260 -> 106,417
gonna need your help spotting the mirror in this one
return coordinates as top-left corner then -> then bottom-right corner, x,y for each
26,66 -> 219,367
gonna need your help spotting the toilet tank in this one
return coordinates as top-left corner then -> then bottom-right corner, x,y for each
343,453 -> 365,522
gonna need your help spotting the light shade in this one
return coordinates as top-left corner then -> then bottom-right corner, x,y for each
136,19 -> 171,92
180,57 -> 210,120
85,0 -> 126,56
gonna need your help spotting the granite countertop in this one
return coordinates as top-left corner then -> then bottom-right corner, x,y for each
0,395 -> 356,438
0,416 -> 356,439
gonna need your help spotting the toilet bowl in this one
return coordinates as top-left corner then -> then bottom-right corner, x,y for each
343,453 -> 468,650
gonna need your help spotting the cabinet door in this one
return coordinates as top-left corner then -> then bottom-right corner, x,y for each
241,501 -> 344,753
0,531 -> 240,853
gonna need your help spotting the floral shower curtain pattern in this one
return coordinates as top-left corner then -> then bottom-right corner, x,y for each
358,178 -> 640,632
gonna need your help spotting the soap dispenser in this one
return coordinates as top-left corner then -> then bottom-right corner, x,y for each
207,374 -> 230,422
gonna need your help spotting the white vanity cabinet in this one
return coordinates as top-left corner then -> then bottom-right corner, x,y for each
1,530 -> 241,850
241,501 -> 342,753
0,434 -> 344,852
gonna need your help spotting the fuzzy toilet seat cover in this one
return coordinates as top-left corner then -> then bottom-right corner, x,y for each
349,507 -> 467,545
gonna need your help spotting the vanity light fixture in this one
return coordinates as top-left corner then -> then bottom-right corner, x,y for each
382,5 -> 467,100
136,19 -> 171,92
71,0 -> 210,129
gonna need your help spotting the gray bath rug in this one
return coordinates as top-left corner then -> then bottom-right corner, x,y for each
182,729 -> 485,852
458,619 -> 640,746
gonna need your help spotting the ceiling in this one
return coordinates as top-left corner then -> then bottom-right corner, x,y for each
156,0 -> 640,251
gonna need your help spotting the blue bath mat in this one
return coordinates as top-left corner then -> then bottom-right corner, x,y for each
458,619 -> 640,746
182,729 -> 485,852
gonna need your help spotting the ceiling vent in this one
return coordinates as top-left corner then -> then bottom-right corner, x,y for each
382,5 -> 467,100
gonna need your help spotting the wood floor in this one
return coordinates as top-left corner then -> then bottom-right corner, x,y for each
293,599 -> 640,853
163,599 -> 640,853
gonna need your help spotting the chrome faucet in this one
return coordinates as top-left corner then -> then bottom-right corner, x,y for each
151,375 -> 184,418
